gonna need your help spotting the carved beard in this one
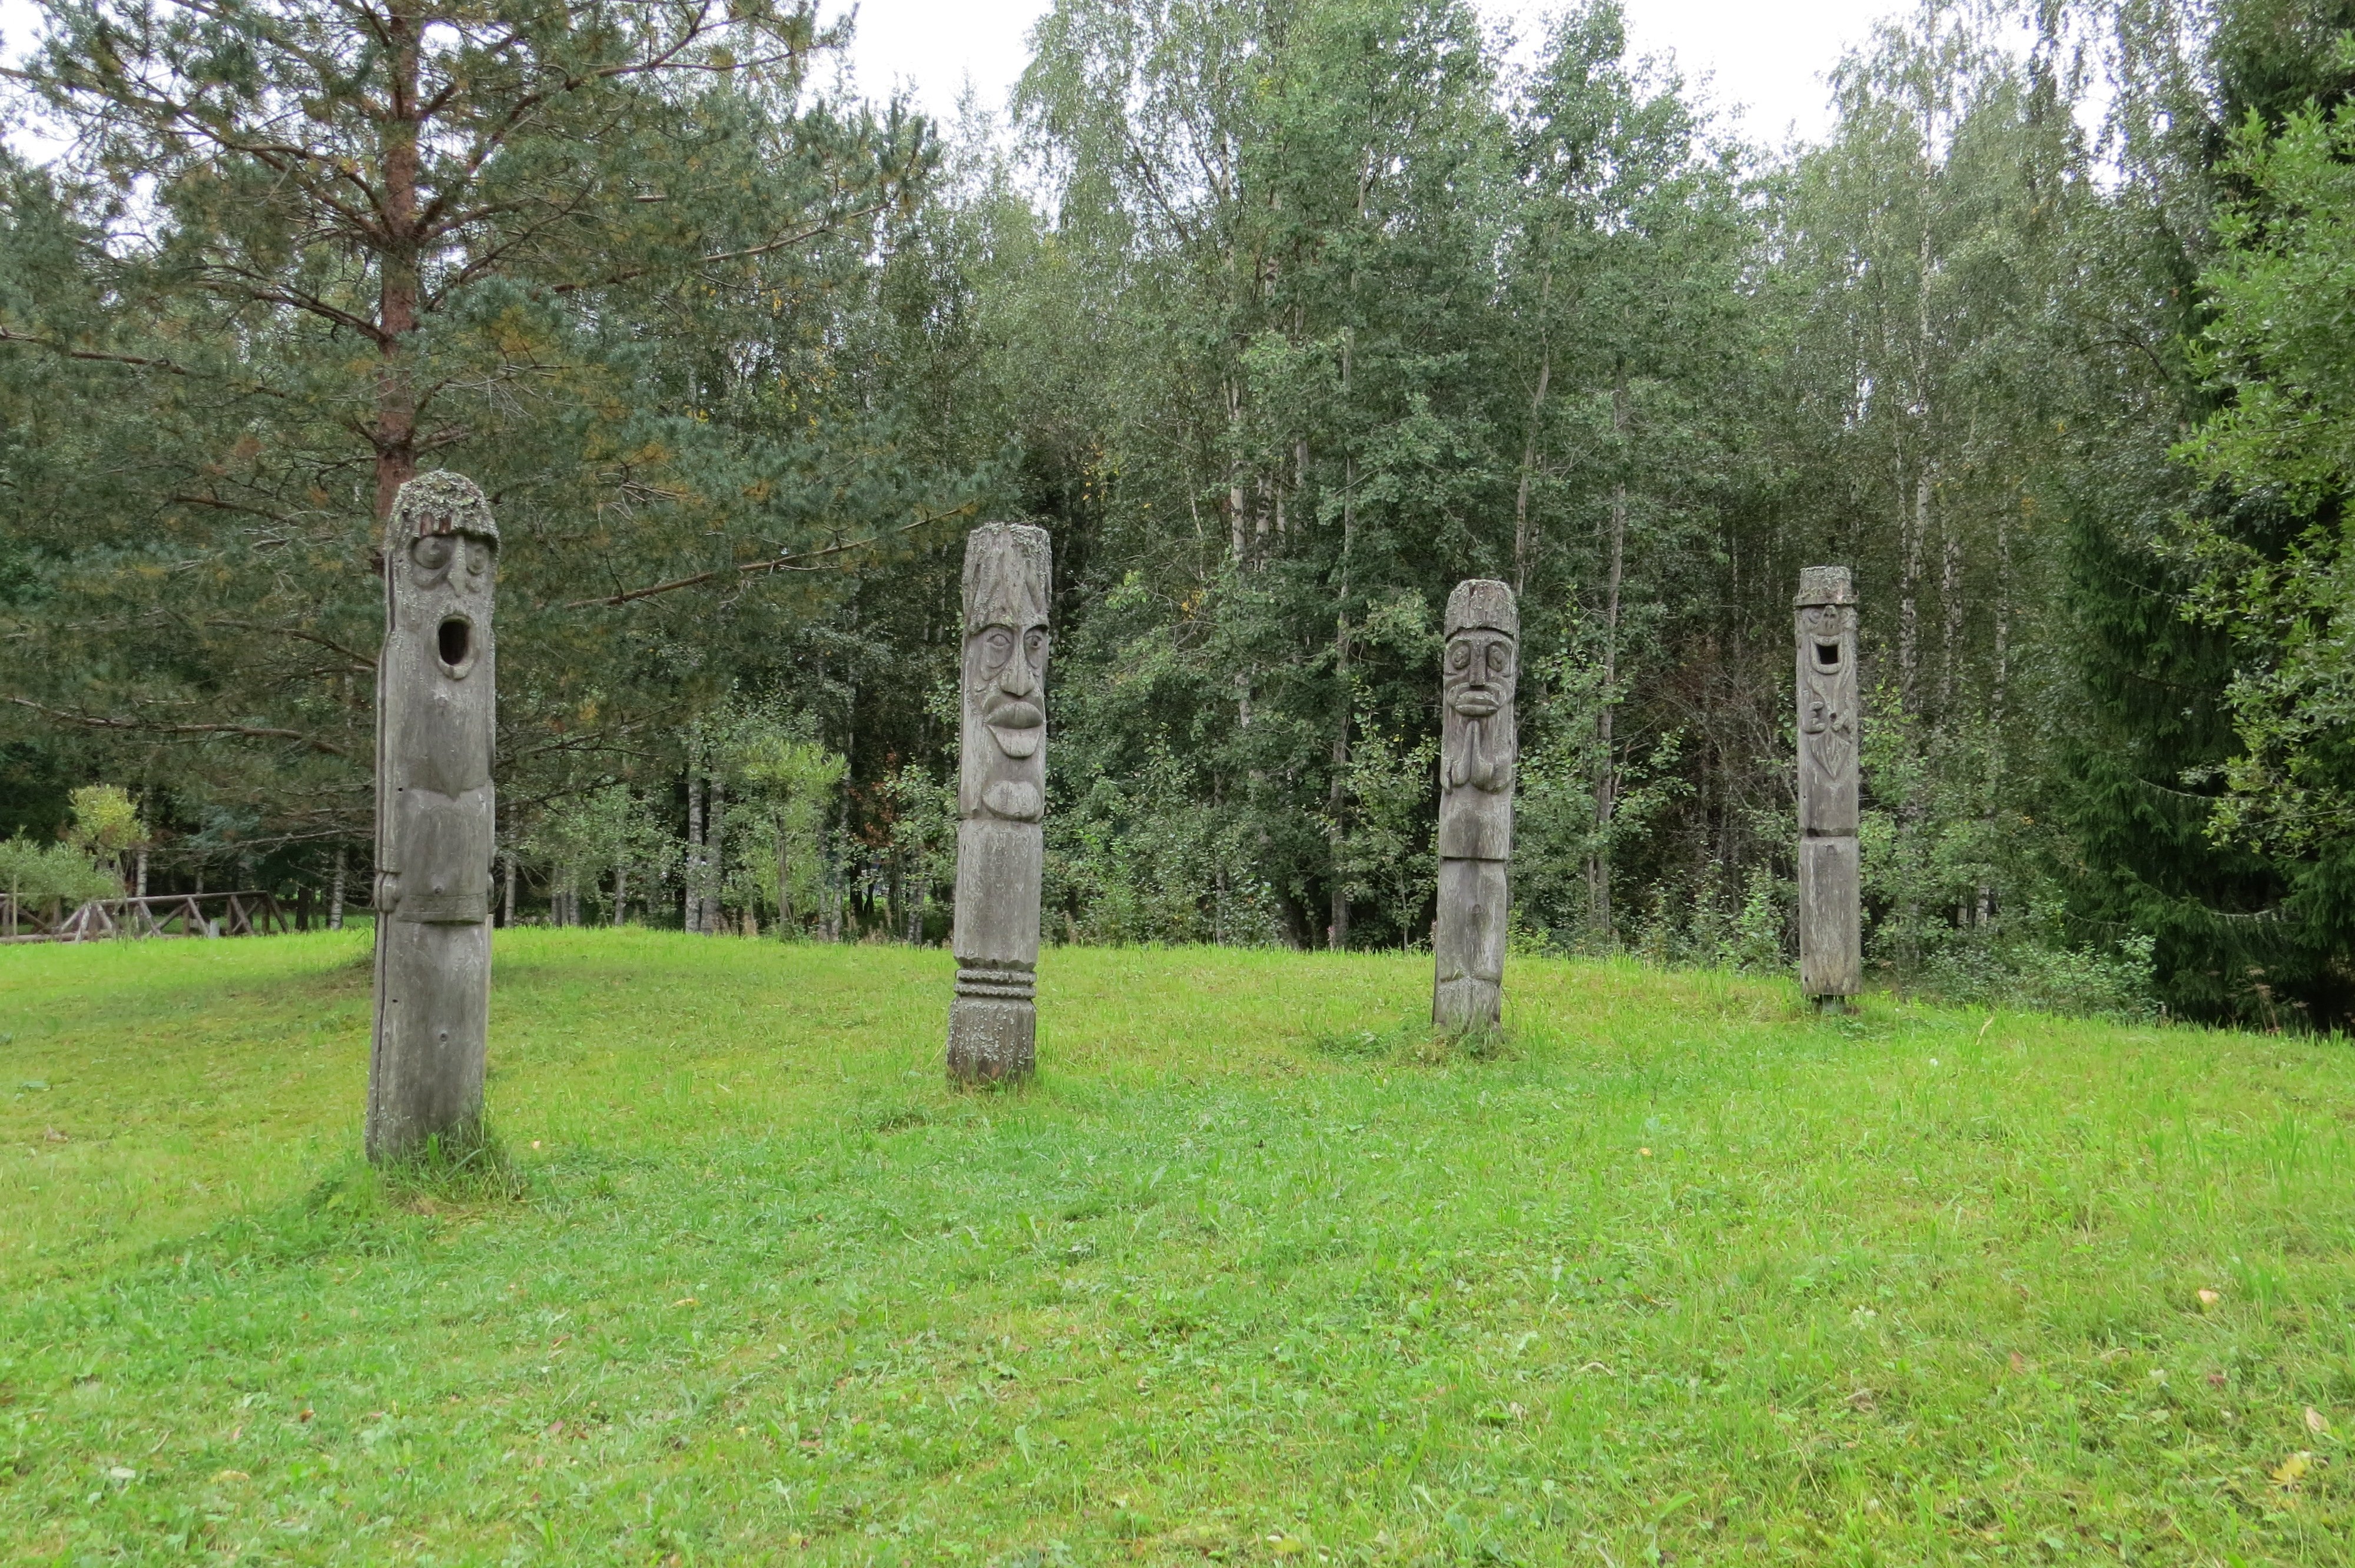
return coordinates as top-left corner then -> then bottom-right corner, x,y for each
1448,710 -> 1515,793
1444,633 -> 1515,793
980,689 -> 1044,819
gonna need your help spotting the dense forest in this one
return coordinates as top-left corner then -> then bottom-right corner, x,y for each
4,0 -> 2354,1026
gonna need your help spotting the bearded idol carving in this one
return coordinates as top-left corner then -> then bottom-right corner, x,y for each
1434,579 -> 1517,1033
1796,566 -> 1862,1006
369,471 -> 499,1161
948,523 -> 1052,1082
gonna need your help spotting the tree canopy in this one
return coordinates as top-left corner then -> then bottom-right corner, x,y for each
8,0 -> 2355,1025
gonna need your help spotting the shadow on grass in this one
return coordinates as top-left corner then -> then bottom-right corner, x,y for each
375,1122 -> 530,1208
1310,1014 -> 1518,1066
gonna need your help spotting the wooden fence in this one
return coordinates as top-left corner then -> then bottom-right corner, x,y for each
0,891 -> 291,944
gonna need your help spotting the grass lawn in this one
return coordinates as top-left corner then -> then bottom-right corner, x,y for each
1,931 -> 2351,1565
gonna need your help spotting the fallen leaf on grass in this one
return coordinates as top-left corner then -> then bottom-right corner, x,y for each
2008,1351 -> 2027,1374
2272,1451 -> 2316,1489
671,1298 -> 696,1308
213,1470 -> 248,1483
1163,1523 -> 1229,1552
2197,1289 -> 2220,1311
1846,1388 -> 1876,1412
42,1128 -> 66,1144
2306,1407 -> 2329,1436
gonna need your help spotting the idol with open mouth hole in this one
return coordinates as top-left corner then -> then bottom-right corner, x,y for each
370,470 -> 499,1162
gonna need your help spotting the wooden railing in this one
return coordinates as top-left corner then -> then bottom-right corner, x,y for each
0,891 -> 290,944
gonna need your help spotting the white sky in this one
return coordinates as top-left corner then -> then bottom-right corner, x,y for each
827,0 -> 1906,147
2,0 -> 1906,158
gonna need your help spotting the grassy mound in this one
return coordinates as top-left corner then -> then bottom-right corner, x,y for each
1,931 -> 2349,1563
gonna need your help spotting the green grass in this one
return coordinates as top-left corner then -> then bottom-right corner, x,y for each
2,930 -> 2351,1565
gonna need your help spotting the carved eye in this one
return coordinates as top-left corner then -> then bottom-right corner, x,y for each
465,539 -> 490,576
1448,642 -> 1472,670
1487,642 -> 1512,676
981,627 -> 1014,665
411,534 -> 453,572
1024,629 -> 1049,662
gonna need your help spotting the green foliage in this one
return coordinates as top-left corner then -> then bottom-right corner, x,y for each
0,833 -> 116,911
526,786 -> 674,924
0,0 -> 960,866
1922,930 -> 2161,1022
4,932 -> 2352,1560
2178,55 -> 2355,854
62,782 -> 142,872
724,710 -> 848,932
12,0 -> 2355,1022
881,763 -> 956,944
1333,720 -> 1438,950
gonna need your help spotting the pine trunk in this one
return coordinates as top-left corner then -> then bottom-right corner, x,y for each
373,2 -> 422,523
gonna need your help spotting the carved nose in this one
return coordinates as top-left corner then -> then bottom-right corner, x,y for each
999,653 -> 1036,697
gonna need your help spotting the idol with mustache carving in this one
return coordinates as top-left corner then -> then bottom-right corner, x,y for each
1434,579 -> 1518,1034
957,524 -> 1052,823
370,471 -> 499,1162
949,523 -> 1052,1083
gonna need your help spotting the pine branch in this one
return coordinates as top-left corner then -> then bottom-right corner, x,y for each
5,696 -> 347,756
567,504 -> 977,609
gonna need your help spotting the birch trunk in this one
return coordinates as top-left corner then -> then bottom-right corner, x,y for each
704,781 -> 726,934
1587,365 -> 1629,944
685,767 -> 705,933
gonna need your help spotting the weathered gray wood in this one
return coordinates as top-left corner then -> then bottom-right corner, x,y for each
947,522 -> 1051,1083
369,472 -> 499,1160
1434,579 -> 1517,1032
1795,566 -> 1862,1001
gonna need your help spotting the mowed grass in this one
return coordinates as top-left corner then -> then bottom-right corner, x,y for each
1,933 -> 2351,1566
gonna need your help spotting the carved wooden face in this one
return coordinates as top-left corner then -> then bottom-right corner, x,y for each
1444,630 -> 1517,717
970,620 -> 1049,756
1799,604 -> 1848,676
406,524 -> 495,680
962,610 -> 1049,821
1797,604 -> 1855,738
1442,627 -> 1517,796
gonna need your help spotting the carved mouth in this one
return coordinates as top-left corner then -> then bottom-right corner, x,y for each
986,699 -> 1044,758
1450,692 -> 1499,717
